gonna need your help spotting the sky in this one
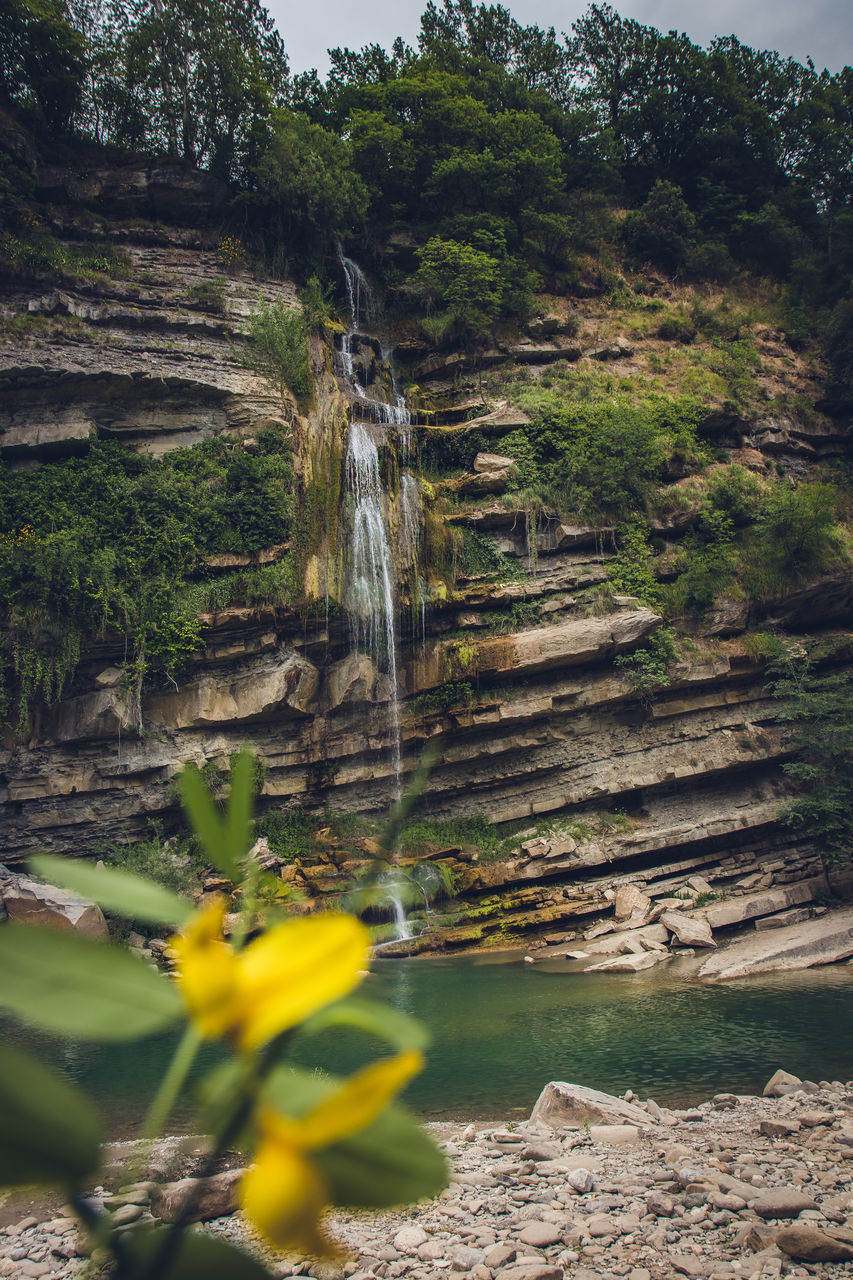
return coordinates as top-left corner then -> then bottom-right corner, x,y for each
269,0 -> 853,77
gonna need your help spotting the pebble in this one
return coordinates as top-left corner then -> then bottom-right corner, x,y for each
7,1074 -> 853,1280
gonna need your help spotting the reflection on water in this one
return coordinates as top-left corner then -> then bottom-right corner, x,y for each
7,957 -> 853,1135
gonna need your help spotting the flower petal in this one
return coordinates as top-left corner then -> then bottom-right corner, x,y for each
170,900 -> 242,1039
241,1119 -> 339,1257
235,914 -> 371,1052
298,1050 -> 424,1150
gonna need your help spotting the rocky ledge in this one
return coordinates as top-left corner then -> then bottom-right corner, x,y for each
5,1070 -> 853,1280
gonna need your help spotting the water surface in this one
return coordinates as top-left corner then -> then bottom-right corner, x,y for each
12,956 -> 853,1136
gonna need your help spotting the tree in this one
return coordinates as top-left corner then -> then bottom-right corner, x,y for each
770,642 -> 853,869
622,179 -> 698,275
413,236 -> 502,343
0,0 -> 85,128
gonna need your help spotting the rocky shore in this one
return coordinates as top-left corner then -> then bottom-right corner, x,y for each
5,1070 -> 853,1280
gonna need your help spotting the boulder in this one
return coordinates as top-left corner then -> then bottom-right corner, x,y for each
776,1224 -> 853,1262
149,1169 -> 242,1223
530,1081 -> 651,1130
613,882 -> 651,921
147,650 -> 319,728
588,1124 -> 642,1144
698,908 -> 853,981
660,911 -> 716,948
752,1190 -> 818,1219
763,1068 -> 803,1098
699,880 -> 823,929
0,867 -> 108,939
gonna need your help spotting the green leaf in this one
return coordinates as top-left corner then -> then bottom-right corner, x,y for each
0,1042 -> 101,1187
122,1226 -> 275,1279
179,764 -> 237,879
226,751 -> 255,869
265,1067 -> 447,1208
0,925 -> 183,1040
29,856 -> 191,928
299,996 -> 430,1052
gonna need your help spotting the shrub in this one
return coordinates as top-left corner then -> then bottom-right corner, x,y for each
243,300 -> 310,400
749,482 -> 844,591
622,180 -> 698,276
187,277 -> 227,313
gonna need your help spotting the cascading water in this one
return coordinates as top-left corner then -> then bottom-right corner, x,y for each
337,250 -> 419,793
344,421 -> 402,785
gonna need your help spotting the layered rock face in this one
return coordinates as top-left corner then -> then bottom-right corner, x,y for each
1,216 -> 851,953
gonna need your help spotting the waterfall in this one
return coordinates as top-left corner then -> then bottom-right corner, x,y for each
344,423 -> 402,787
337,251 -> 427,793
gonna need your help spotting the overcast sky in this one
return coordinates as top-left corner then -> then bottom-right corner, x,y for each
269,0 -> 852,77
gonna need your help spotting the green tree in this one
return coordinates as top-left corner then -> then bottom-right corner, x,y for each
622,179 -> 698,275
771,642 -> 853,868
0,0 -> 84,127
413,236 -> 502,343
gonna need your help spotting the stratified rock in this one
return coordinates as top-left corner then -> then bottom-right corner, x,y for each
613,883 -> 651,921
698,909 -> 853,981
775,1224 -> 853,1262
530,1081 -> 650,1129
0,867 -> 108,939
150,1170 -> 241,1223
660,911 -> 715,949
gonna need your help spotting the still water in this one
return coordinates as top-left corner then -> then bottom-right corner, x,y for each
15,955 -> 853,1136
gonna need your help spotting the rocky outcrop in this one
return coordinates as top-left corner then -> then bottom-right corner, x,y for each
697,909 -> 853,981
0,867 -> 108,938
529,1082 -> 652,1130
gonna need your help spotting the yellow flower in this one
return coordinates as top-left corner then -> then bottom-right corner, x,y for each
241,1050 -> 424,1256
170,901 -> 370,1052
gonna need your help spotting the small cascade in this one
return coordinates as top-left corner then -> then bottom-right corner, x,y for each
384,873 -> 414,943
344,422 -> 402,786
337,250 -> 427,792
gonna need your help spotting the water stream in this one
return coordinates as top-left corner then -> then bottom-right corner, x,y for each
337,251 -> 419,799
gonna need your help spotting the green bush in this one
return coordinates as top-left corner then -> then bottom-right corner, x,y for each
243,300 -> 310,400
749,482 -> 844,592
187,277 -> 227,313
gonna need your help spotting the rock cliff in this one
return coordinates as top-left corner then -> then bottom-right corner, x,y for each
1,195 -> 851,954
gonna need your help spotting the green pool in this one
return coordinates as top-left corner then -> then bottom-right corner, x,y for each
12,955 -> 853,1136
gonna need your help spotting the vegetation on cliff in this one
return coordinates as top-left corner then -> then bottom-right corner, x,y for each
1,0 -> 853,871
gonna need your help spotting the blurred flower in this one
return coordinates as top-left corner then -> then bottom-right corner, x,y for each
171,901 -> 370,1052
242,1050 -> 424,1255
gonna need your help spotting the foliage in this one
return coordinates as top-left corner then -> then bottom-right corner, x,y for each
769,641 -> 853,868
242,299 -> 310,400
606,518 -> 661,607
0,0 -> 84,128
614,625 -> 677,705
0,753 -> 446,1276
622,180 -> 699,276
186,276 -> 227,312
0,431 -> 295,725
455,527 -> 513,578
747,482 -> 844,593
410,680 -> 474,714
413,236 -> 503,344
